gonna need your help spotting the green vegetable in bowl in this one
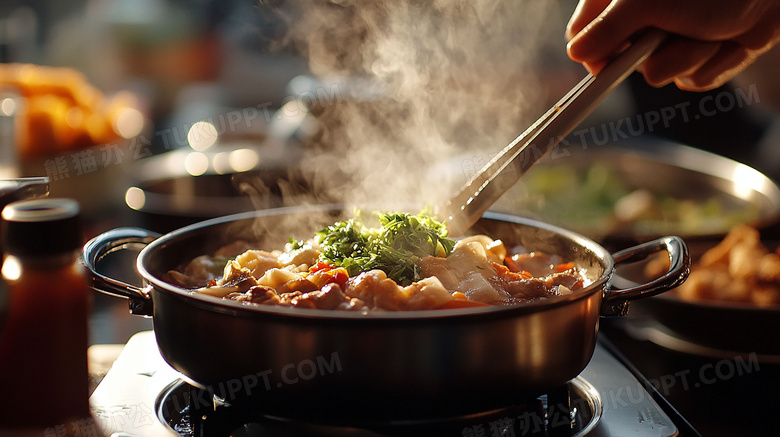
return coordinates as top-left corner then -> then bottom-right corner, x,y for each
315,211 -> 456,286
499,160 -> 762,240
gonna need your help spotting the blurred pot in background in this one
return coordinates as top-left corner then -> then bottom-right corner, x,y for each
488,139 -> 780,248
122,94 -> 341,233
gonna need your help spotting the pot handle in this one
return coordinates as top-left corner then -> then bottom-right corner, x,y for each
82,227 -> 161,316
602,236 -> 690,317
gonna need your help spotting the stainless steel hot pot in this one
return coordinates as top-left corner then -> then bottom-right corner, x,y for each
84,204 -> 689,419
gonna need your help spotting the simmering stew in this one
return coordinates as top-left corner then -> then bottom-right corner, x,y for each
166,211 -> 590,311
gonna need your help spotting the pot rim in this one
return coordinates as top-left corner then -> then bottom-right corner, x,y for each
136,204 -> 615,321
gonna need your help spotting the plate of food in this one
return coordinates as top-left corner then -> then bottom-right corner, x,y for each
614,224 -> 780,361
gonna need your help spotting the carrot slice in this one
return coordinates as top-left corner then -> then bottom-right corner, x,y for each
309,262 -> 334,273
492,262 -> 532,280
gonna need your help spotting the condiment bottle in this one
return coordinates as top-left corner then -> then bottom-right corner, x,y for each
0,198 -> 93,435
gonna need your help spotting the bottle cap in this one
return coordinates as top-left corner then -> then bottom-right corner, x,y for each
1,198 -> 81,257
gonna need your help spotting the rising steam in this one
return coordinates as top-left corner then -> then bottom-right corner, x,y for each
268,0 -> 577,212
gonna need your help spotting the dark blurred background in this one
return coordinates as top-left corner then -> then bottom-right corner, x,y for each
3,0 -> 780,342
4,4 -> 780,436
4,0 -> 779,176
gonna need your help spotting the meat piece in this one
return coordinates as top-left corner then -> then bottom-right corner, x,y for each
257,268 -> 300,290
446,240 -> 495,282
227,285 -> 281,305
501,277 -> 549,300
403,276 -> 453,309
460,272 -> 510,304
345,273 -> 454,310
758,253 -> 780,282
277,240 -> 320,270
489,263 -> 541,300
699,225 -> 760,268
234,250 -> 281,278
307,268 -> 349,289
345,270 -> 408,310
676,270 -> 752,302
278,291 -> 303,305
454,236 -> 506,263
751,284 -> 780,306
337,298 -> 369,311
419,256 -> 459,289
489,263 -> 581,301
728,238 -> 766,280
557,285 -> 574,296
290,283 -> 350,310
165,255 -> 223,288
544,270 -> 584,291
278,277 -> 320,294
211,263 -> 259,294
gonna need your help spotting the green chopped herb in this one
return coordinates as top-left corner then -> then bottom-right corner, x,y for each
288,236 -> 305,250
315,211 -> 456,286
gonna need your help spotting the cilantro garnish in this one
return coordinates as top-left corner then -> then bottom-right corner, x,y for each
315,211 -> 456,285
288,236 -> 305,250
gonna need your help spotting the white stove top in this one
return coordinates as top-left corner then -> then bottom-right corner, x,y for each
90,331 -> 679,436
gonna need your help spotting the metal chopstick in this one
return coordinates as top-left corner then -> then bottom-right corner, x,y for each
441,28 -> 667,235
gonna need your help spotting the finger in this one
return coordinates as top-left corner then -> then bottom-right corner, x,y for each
575,59 -> 608,75
676,42 -> 759,91
567,0 -> 656,64
565,0 -> 613,41
638,37 -> 722,87
732,13 -> 780,51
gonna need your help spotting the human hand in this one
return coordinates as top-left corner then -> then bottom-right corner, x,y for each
565,0 -> 780,91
